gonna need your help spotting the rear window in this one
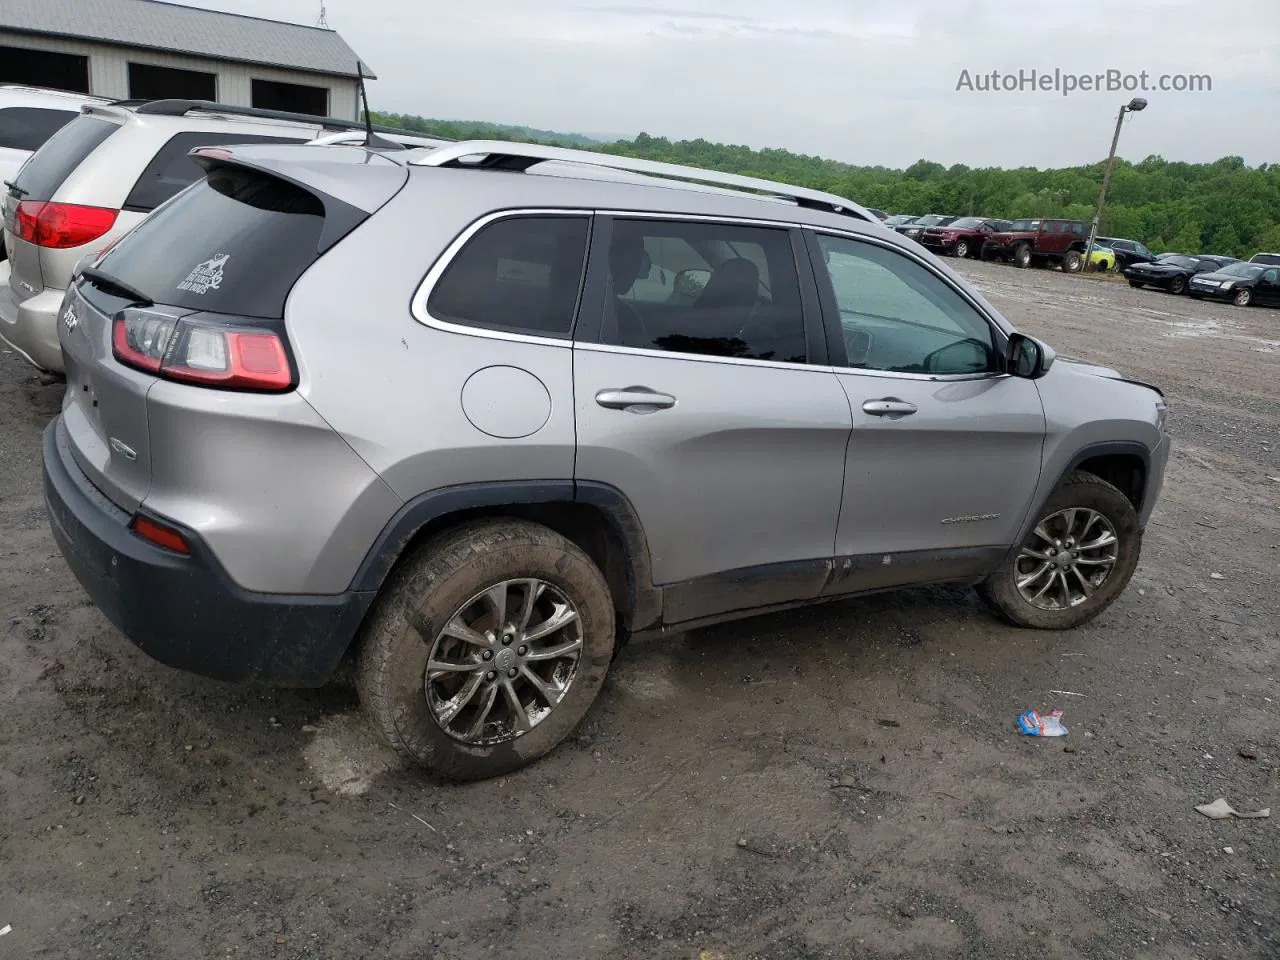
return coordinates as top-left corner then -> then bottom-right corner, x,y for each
0,106 -> 78,152
94,165 -> 331,318
122,131 -> 311,212
10,114 -> 116,200
1251,253 -> 1280,265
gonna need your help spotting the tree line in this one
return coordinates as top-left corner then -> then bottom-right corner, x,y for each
370,112 -> 1280,259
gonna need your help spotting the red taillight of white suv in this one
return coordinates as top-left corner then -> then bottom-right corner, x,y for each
111,312 -> 294,392
13,200 -> 118,249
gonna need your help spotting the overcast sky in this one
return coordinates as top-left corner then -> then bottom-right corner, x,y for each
182,0 -> 1279,170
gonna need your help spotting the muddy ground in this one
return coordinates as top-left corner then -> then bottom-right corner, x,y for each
1,260 -> 1276,959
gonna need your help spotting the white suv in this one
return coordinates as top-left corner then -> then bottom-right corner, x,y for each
0,85 -> 110,260
0,99 -> 438,372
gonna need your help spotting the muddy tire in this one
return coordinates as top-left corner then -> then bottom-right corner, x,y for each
1014,243 -> 1032,268
954,239 -> 971,259
978,472 -> 1141,630
1061,250 -> 1083,273
1233,288 -> 1252,307
356,519 -> 615,781
1169,276 -> 1187,295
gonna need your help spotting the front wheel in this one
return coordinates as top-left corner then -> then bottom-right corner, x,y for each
1061,250 -> 1082,273
1169,276 -> 1187,295
978,472 -> 1141,629
1014,244 -> 1032,268
1233,288 -> 1252,307
357,519 -> 615,781
954,239 -> 971,258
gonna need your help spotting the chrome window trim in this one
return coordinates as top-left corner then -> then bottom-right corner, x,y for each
409,207 -> 590,348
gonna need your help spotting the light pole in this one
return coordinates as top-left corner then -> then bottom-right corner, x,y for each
1083,97 -> 1147,271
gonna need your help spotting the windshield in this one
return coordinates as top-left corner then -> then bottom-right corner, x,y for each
1164,256 -> 1199,269
948,217 -> 983,229
1009,219 -> 1040,231
913,215 -> 951,227
883,215 -> 916,226
1250,253 -> 1280,265
1218,263 -> 1264,279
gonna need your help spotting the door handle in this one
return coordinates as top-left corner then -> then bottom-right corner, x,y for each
595,387 -> 677,411
862,398 -> 917,417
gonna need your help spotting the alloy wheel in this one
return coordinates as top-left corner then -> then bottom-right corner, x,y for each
425,578 -> 583,744
1234,289 -> 1251,307
1014,507 -> 1120,611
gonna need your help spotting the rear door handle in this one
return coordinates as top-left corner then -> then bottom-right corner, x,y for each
862,398 -> 917,417
595,387 -> 677,411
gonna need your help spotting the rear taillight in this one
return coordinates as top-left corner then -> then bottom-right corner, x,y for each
112,313 -> 294,392
13,200 -> 117,249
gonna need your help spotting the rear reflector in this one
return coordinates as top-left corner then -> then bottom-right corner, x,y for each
13,200 -> 117,249
129,515 -> 190,554
112,313 -> 294,391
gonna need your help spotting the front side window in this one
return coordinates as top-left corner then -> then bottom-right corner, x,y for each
815,233 -> 996,376
601,218 -> 808,364
428,215 -> 590,337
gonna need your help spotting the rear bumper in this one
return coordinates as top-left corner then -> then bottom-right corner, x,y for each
43,417 -> 374,686
0,262 -> 65,373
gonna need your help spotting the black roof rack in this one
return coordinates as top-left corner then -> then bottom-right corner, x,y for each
127,99 -> 441,140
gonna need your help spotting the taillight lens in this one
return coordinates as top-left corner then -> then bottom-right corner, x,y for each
13,200 -> 117,249
129,515 -> 190,554
112,314 -> 294,392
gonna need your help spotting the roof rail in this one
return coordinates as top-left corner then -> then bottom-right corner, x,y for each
127,99 -> 433,140
409,140 -> 871,220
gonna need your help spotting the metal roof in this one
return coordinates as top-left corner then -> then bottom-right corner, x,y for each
0,0 -> 371,79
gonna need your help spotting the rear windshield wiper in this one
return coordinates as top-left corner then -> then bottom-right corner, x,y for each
80,265 -> 153,307
3,179 -> 27,197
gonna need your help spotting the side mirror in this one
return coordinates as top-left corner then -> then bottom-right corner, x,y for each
673,267 -> 711,299
1006,332 -> 1047,378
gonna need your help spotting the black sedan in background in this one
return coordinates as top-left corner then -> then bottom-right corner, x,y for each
882,214 -> 920,229
1125,255 -> 1237,294
1189,261 -> 1280,307
1096,236 -> 1156,270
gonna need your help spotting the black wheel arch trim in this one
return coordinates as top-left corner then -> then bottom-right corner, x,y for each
1005,440 -> 1153,565
348,479 -> 662,632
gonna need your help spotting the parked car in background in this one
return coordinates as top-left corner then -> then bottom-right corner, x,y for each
0,85 -> 109,261
1190,261 -> 1280,307
896,214 -> 957,242
0,99 -> 432,373
866,207 -> 888,220
881,214 -> 919,228
1248,252 -> 1280,266
1095,237 -> 1155,270
1124,254 -> 1225,294
919,217 -> 1012,259
982,218 -> 1089,272
1084,244 -> 1117,272
41,138 -> 1169,780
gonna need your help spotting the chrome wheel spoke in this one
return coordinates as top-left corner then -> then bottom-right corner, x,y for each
1016,563 -> 1053,590
518,663 -> 563,706
1071,566 -> 1094,597
500,679 -> 533,733
515,579 -> 546,634
524,636 -> 583,662
521,602 -> 578,643
1074,555 -> 1114,567
427,657 -> 481,676
1029,570 -> 1057,603
485,584 -> 510,632
442,616 -> 492,649
1079,531 -> 1117,551
1031,523 -> 1056,546
1014,506 -> 1121,611
463,682 -> 500,741
437,672 -> 484,725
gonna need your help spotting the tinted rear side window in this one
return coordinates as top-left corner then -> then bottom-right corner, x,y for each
95,165 -> 332,318
427,215 -> 590,337
0,107 -> 78,152
123,131 -> 311,212
10,114 -> 117,200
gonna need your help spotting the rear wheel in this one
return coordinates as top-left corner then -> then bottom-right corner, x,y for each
979,472 -> 1141,630
1014,244 -> 1032,268
954,239 -> 971,259
1061,250 -> 1082,273
357,519 -> 615,781
1169,276 -> 1187,295
1233,288 -> 1252,307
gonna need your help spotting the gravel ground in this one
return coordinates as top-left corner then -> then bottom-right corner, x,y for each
1,259 -> 1276,959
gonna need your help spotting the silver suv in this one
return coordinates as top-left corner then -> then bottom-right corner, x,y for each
42,139 -> 1169,781
1,99 -> 441,372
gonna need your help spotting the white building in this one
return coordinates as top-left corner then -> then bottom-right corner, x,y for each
0,0 -> 370,120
